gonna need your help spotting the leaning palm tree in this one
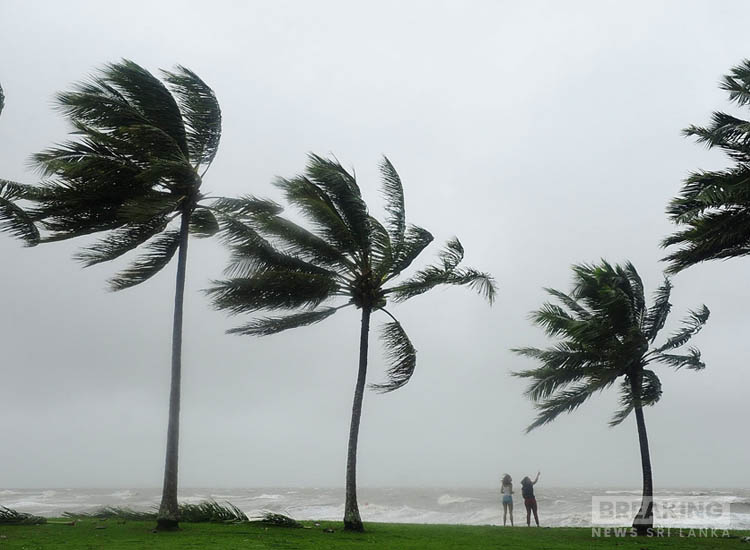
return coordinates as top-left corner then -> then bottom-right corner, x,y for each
0,82 -> 40,245
512,261 -> 708,535
29,60 -> 222,530
207,154 -> 496,531
663,59 -> 750,272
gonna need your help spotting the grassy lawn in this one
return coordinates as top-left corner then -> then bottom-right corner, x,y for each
0,521 -> 748,550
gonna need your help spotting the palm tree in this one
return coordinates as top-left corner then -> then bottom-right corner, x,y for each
29,60 -> 223,530
207,154 -> 496,531
0,82 -> 39,246
663,59 -> 750,272
512,260 -> 708,535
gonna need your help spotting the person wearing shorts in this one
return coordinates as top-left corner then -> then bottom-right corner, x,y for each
500,473 -> 514,526
521,471 -> 541,526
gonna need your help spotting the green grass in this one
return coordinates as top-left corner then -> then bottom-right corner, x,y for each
0,520 -> 748,549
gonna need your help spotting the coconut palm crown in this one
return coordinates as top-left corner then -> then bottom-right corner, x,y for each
207,154 -> 496,531
27,60 -> 223,530
663,59 -> 750,272
512,260 -> 708,534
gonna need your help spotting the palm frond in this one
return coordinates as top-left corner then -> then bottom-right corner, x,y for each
0,506 -> 46,525
609,379 -> 635,427
62,507 -> 155,520
511,345 -> 599,401
218,215 -> 335,278
178,500 -> 247,523
388,261 -> 496,304
207,270 -> 339,314
0,180 -> 40,245
642,278 -> 672,342
63,501 -> 247,523
274,176 -> 358,254
254,511 -> 303,528
370,314 -> 417,393
662,208 -> 750,274
162,66 -> 222,168
227,306 -> 343,336
74,216 -> 168,266
525,375 -> 617,433
248,212 -> 354,270
665,168 -> 750,224
210,195 -> 283,217
189,207 -> 219,238
544,287 -> 591,320
609,371 -> 664,427
379,156 -> 406,257
88,60 -> 188,155
655,305 -> 710,352
388,224 -> 434,277
655,347 -> 705,370
369,215 -> 393,278
305,154 -> 370,252
108,229 -> 181,291
719,59 -> 750,107
118,193 -> 182,223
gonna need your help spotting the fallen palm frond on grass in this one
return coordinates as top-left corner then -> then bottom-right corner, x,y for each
62,507 -> 155,521
0,506 -> 47,525
62,500 -> 248,523
178,501 -> 248,523
253,511 -> 303,528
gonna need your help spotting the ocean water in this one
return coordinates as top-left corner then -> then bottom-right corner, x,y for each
1,487 -> 749,529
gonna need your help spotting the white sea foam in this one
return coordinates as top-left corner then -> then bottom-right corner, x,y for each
110,490 -> 137,499
437,494 -> 476,506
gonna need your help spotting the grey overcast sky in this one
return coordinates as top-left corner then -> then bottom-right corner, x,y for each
1,0 -> 748,490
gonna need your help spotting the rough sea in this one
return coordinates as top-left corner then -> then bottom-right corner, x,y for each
2,487 -> 749,529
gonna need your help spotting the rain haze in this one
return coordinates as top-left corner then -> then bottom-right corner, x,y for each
0,0 -> 748,496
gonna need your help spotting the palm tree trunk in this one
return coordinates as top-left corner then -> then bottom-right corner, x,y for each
156,209 -> 191,531
631,378 -> 654,536
343,304 -> 371,532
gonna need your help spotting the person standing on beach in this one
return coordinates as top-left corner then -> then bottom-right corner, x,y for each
501,474 -> 514,526
521,471 -> 541,527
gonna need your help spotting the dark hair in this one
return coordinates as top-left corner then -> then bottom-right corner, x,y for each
502,474 -> 511,485
521,476 -> 532,486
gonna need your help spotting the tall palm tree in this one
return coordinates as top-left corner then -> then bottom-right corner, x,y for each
29,60 -> 222,530
512,261 -> 708,535
663,59 -> 750,272
0,82 -> 40,246
207,154 -> 496,531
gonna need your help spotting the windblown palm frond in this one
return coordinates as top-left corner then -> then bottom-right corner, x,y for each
0,180 -> 40,245
369,314 -> 417,393
664,59 -> 750,273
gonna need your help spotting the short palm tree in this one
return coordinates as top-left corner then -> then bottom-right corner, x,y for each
512,261 -> 708,535
29,60 -> 223,530
0,82 -> 39,245
663,59 -> 750,272
207,154 -> 496,531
